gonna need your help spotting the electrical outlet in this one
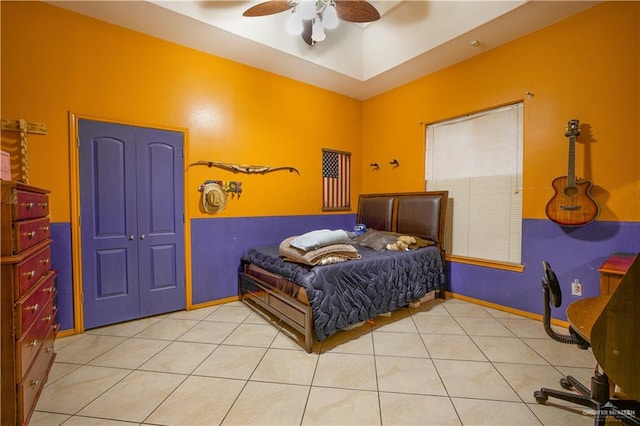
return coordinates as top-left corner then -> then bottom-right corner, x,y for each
571,279 -> 582,296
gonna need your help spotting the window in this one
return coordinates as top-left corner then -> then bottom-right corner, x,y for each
322,149 -> 351,211
425,103 -> 523,265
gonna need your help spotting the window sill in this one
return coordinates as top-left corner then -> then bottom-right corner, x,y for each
445,255 -> 525,272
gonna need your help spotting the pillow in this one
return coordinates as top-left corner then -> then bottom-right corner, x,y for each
289,229 -> 350,251
353,229 -> 436,252
352,229 -> 398,252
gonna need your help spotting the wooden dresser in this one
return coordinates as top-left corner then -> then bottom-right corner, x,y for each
598,252 -> 636,295
1,181 -> 58,425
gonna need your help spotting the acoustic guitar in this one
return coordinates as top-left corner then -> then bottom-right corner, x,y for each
545,119 -> 599,227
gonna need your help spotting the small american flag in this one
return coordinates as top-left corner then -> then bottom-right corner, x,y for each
322,150 -> 350,210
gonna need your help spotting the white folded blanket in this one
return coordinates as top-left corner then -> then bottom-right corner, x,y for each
289,229 -> 350,251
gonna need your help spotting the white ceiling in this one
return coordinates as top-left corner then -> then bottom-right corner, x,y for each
49,1 -> 598,100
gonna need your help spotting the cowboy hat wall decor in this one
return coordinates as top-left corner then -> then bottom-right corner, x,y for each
200,181 -> 228,214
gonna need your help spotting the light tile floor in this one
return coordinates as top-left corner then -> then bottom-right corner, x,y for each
31,298 -> 600,425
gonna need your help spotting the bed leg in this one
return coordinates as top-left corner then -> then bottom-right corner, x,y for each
304,310 -> 313,353
409,290 -> 436,308
305,333 -> 313,353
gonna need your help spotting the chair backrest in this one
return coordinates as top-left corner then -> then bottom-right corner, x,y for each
541,261 -> 590,347
591,254 -> 640,400
542,261 -> 562,307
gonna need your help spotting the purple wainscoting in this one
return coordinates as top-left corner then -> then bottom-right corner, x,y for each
190,214 -> 357,304
50,222 -> 74,331
448,219 -> 640,321
51,216 -> 639,330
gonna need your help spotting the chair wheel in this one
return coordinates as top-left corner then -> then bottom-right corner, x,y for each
560,377 -> 572,390
534,391 -> 548,404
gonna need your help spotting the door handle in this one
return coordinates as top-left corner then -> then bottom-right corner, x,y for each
140,234 -> 145,240
129,235 -> 134,240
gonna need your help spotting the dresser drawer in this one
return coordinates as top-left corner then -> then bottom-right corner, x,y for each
16,297 -> 57,382
13,217 -> 51,254
17,245 -> 51,297
14,190 -> 49,220
16,271 -> 56,336
17,328 -> 56,426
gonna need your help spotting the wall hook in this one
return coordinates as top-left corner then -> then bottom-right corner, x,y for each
389,159 -> 400,167
370,163 -> 380,170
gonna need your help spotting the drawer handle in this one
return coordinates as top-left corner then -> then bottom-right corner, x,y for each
44,285 -> 55,293
23,202 -> 34,209
30,379 -> 40,387
41,258 -> 50,265
41,226 -> 50,232
24,231 -> 36,239
42,315 -> 52,322
29,339 -> 39,347
26,303 -> 39,312
25,270 -> 36,279
46,347 -> 53,353
40,202 -> 48,209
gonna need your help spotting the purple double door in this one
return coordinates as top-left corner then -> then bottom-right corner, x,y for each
79,119 -> 185,329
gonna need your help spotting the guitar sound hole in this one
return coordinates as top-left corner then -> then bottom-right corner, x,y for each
563,187 -> 578,197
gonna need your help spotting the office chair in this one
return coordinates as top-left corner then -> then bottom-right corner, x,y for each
534,261 -> 640,425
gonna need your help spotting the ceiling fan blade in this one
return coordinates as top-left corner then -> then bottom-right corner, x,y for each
335,1 -> 380,23
301,19 -> 314,46
243,1 -> 293,17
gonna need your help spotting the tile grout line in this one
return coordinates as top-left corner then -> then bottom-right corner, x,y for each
411,300 -> 465,426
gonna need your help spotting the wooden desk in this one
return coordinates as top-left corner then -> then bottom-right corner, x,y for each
567,295 -> 622,398
591,254 -> 639,401
598,253 -> 635,295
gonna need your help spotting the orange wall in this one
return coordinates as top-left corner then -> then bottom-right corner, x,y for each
2,1 -> 638,225
0,1 -> 362,222
362,1 -> 639,222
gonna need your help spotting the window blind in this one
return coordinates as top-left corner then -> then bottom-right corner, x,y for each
425,103 -> 523,264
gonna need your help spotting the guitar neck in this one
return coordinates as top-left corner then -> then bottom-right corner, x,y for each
567,135 -> 576,187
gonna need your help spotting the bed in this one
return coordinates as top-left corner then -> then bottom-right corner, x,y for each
238,191 -> 448,352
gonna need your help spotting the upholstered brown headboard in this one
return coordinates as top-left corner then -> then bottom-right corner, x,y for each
356,191 -> 448,260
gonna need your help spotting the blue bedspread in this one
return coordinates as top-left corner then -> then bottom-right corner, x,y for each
241,245 -> 445,341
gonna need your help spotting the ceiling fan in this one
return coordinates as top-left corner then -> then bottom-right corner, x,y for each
242,0 -> 380,46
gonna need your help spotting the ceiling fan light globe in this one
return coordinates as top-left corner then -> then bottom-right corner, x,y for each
298,0 -> 317,20
286,11 -> 304,35
323,4 -> 339,29
311,19 -> 326,41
